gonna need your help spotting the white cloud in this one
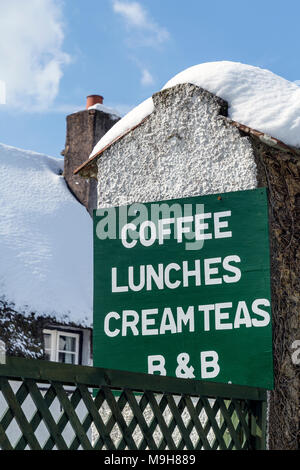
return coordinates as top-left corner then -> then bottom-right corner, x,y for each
0,0 -> 70,110
112,1 -> 170,46
113,1 -> 148,28
141,68 -> 154,86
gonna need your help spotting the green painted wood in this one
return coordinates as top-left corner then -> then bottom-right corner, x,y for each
206,399 -> 222,450
25,379 -> 68,450
0,381 -> 29,432
94,189 -> 273,390
164,394 -> 194,449
42,386 -> 80,450
0,356 -> 267,401
249,400 -> 266,450
139,394 -> 168,450
167,396 -> 189,451
175,395 -> 201,450
77,384 -> 116,450
221,400 -> 239,449
0,377 -> 42,450
91,388 -> 122,450
122,389 -> 157,450
184,396 -> 211,449
120,392 -> 160,450
0,356 -> 267,450
50,382 -> 93,450
199,397 -> 228,450
15,385 -> 57,450
231,399 -> 251,444
0,419 -> 13,450
113,391 -> 139,450
145,391 -> 177,450
101,386 -> 138,450
217,398 -> 242,450
69,388 -> 104,451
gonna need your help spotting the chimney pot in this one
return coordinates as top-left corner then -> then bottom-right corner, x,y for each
86,94 -> 104,109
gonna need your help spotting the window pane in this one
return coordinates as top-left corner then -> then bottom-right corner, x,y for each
58,335 -> 76,352
43,333 -> 51,350
58,352 -> 76,364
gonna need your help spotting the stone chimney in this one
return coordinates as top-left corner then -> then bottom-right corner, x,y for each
62,95 -> 119,215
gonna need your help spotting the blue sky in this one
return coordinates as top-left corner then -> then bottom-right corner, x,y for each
1,0 -> 300,157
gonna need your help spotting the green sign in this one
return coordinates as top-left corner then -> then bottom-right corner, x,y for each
93,188 -> 273,389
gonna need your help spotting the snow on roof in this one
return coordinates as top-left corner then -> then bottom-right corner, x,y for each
89,97 -> 153,159
88,102 -> 121,120
89,61 -> 300,159
0,143 -> 93,326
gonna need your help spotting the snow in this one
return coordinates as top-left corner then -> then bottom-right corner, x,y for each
0,143 -> 93,326
88,102 -> 121,120
90,61 -> 300,158
90,97 -> 154,157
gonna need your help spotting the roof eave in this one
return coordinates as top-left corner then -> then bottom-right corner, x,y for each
228,119 -> 300,157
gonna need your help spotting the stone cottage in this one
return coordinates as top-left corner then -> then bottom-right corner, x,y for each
75,79 -> 300,450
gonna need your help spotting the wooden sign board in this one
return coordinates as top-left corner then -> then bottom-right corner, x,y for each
93,189 -> 273,389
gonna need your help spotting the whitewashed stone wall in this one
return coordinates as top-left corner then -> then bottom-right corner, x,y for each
97,83 -> 257,209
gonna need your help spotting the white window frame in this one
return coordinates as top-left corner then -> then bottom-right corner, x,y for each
43,329 -> 80,365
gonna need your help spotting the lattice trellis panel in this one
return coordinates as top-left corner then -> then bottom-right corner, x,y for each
0,357 -> 267,450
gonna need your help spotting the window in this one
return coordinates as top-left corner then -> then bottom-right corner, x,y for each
43,329 -> 80,365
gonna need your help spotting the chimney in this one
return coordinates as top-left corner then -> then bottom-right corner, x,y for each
86,94 -> 104,109
62,95 -> 120,216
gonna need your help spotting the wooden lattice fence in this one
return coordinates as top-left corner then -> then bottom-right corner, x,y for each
0,357 -> 267,450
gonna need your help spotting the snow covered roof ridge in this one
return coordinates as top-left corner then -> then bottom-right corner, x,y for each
86,61 -> 300,162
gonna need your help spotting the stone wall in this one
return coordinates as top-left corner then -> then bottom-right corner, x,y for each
96,84 -> 257,208
248,137 -> 300,450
